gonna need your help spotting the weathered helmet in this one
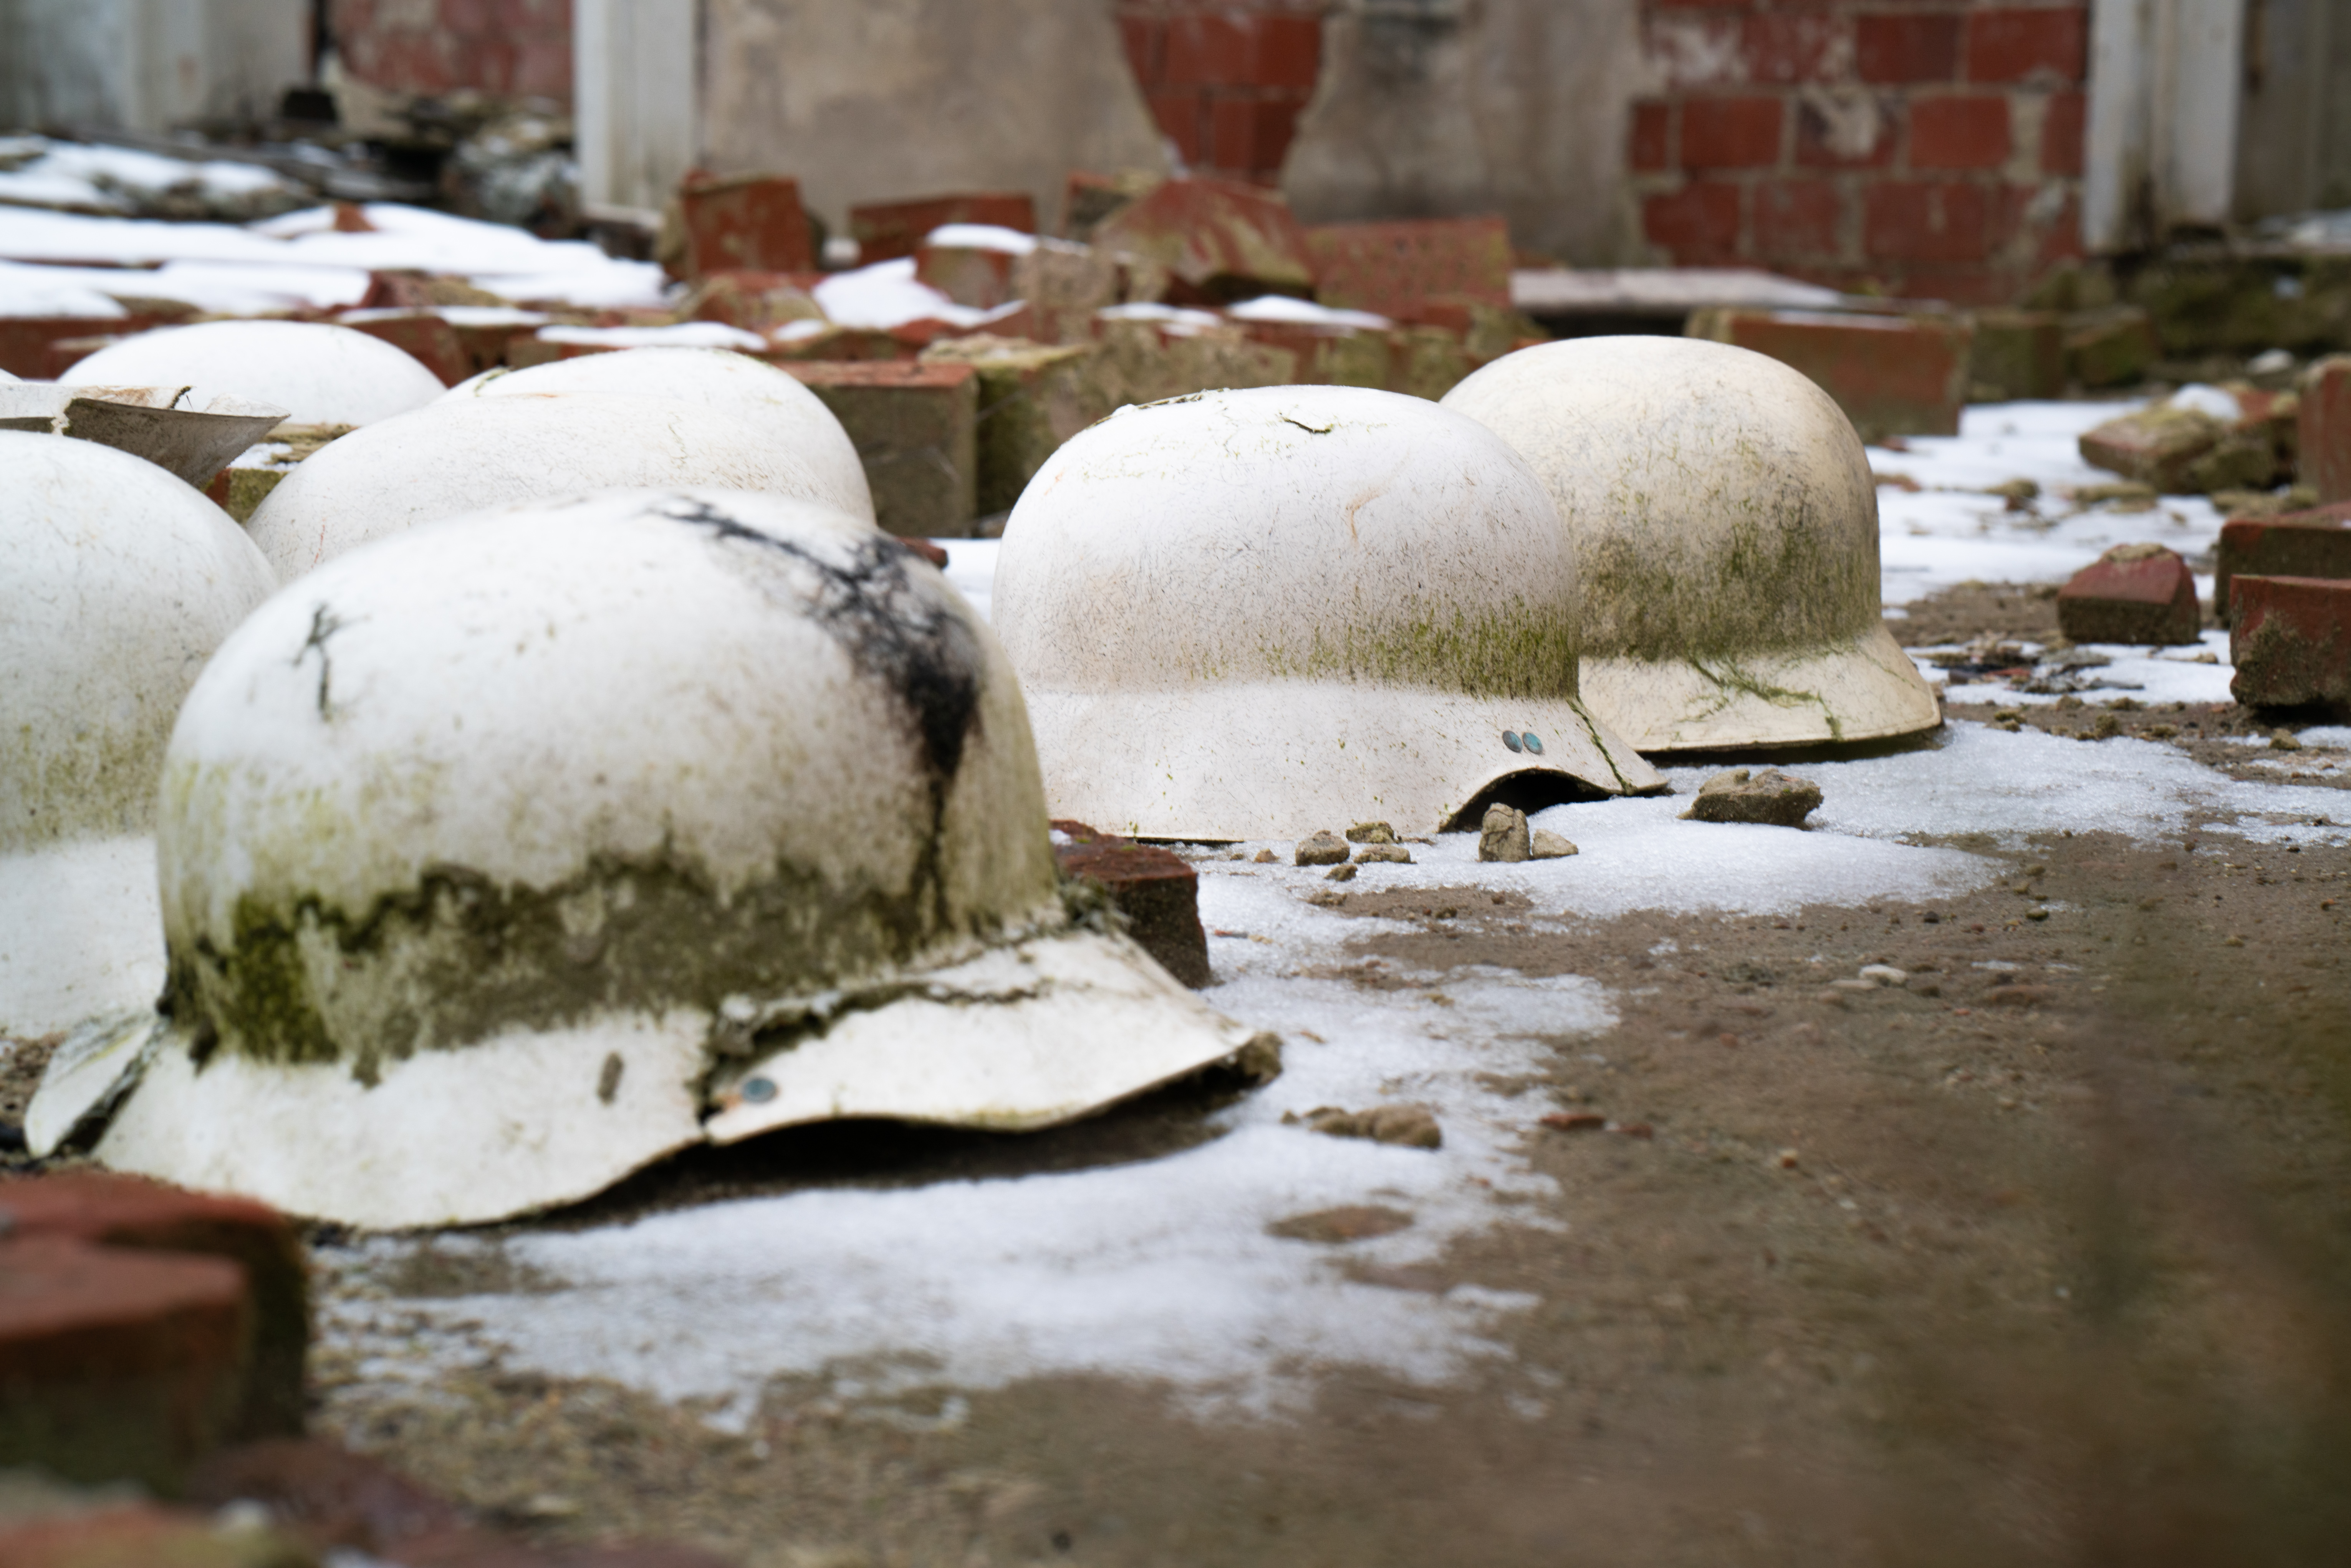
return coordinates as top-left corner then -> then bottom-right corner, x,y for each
40,490 -> 1262,1228
245,392 -> 856,581
1,434 -> 277,1040
62,321 -> 444,428
1441,337 -> 1938,751
444,347 -> 874,523
992,385 -> 1663,840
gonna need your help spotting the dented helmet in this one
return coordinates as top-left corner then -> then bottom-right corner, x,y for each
992,385 -> 1663,840
1,433 -> 277,1041
444,347 -> 873,523
245,392 -> 859,581
63,321 -> 444,428
36,489 -> 1262,1229
1441,337 -> 1939,751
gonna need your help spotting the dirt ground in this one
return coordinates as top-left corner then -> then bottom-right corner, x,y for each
272,588 -> 2351,1568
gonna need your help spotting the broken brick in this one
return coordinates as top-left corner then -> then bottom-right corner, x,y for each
849,192 -> 1035,265
1301,215 -> 1512,320
1090,177 -> 1314,304
2230,575 -> 2351,710
664,172 -> 814,281
2056,542 -> 2202,646
1,315 -> 163,380
2078,404 -> 2225,493
1050,820 -> 1211,988
336,310 -> 471,387
2064,305 -> 2158,388
2301,353 -> 2351,504
914,240 -> 1022,310
1967,308 -> 2064,400
1685,307 -> 1972,441
780,360 -> 977,536
677,270 -> 825,333
2216,502 -> 2351,622
917,335 -> 1117,514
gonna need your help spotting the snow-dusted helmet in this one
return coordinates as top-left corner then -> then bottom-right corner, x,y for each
62,321 -> 444,428
1442,337 -> 1938,751
35,490 -> 1263,1228
1,434 -> 276,1041
992,385 -> 1663,839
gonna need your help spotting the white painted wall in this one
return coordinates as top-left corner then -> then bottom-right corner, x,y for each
2083,0 -> 2246,250
0,0 -> 308,132
575,0 -> 699,220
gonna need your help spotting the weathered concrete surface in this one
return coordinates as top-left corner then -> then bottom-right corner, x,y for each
699,0 -> 1170,238
0,0 -> 307,134
1280,0 -> 1643,266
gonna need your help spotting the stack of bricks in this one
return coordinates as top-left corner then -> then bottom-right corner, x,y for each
1629,1 -> 2087,304
1114,2 -> 1324,183
329,0 -> 574,103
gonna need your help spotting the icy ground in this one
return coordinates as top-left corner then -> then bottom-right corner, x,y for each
321,399 -> 2348,1431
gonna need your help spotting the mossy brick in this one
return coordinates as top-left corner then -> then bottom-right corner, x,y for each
1088,316 -> 1296,405
663,172 -> 813,281
1302,216 -> 1510,320
1,1172 -> 309,1441
916,242 -> 1021,310
679,270 -> 825,333
2302,355 -> 2351,503
850,192 -> 1035,265
1686,307 -> 1971,441
0,1504 -> 318,1568
782,360 -> 978,535
2217,503 -> 2351,623
1091,177 -> 1314,304
1967,309 -> 2064,400
2063,305 -> 2158,388
2230,575 -> 2351,709
0,1236 -> 252,1493
1049,821 -> 1210,988
2078,404 -> 2226,492
2127,256 -> 2351,356
917,335 -> 1118,514
337,312 -> 469,387
2056,543 -> 2201,646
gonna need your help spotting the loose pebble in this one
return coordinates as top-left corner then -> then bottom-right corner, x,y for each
1294,829 -> 1348,866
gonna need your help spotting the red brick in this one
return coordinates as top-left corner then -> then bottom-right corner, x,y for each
0,1503 -> 313,1568
1052,821 -> 1210,987
1863,180 -> 1993,262
1630,101 -> 1672,171
1257,16 -> 1323,91
0,315 -> 154,378
1166,15 -> 1319,91
2056,543 -> 2201,645
1967,7 -> 2088,84
2041,89 -> 2086,174
339,311 -> 470,386
848,192 -> 1036,265
1120,16 -> 1161,84
1796,94 -> 1898,167
1091,177 -> 1316,302
1753,179 -> 1841,257
1644,182 -> 1743,255
1856,13 -> 1961,83
1691,308 -> 1974,439
1147,89 -> 1206,167
2216,505 -> 2351,622
1208,96 -> 1293,176
2231,575 -> 2351,709
781,361 -> 977,536
1909,94 -> 2012,169
1744,11 -> 1847,83
2300,354 -> 2351,504
915,242 -> 1020,309
1681,95 -> 1782,167
669,172 -> 813,280
1304,215 -> 1512,318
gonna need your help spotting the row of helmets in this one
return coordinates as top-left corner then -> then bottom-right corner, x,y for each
6,322 -> 1932,1230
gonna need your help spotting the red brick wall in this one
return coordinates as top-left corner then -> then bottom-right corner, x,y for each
331,0 -> 573,105
1631,1 -> 2087,304
1115,2 -> 1325,184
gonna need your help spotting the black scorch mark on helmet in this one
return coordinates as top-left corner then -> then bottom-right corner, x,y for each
658,499 -> 983,779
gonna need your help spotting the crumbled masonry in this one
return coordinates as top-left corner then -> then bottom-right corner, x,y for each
1679,768 -> 1823,827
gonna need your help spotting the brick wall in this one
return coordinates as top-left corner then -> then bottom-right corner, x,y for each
1630,0 -> 2087,304
1114,2 -> 1325,184
330,0 -> 573,104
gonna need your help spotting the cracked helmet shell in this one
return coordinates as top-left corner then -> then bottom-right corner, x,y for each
60,488 -> 1257,1228
993,385 -> 1663,840
63,320 -> 444,428
1442,336 -> 1939,752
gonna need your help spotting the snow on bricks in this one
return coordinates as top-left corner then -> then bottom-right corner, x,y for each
2056,542 -> 2202,647
2303,354 -> 2351,504
851,192 -> 1036,264
2216,503 -> 2351,624
2230,575 -> 2351,711
1090,177 -> 1315,304
1051,821 -> 1212,988
1686,307 -> 1972,440
664,172 -> 815,281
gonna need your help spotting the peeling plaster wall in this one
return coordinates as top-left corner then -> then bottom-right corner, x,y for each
1280,0 -> 1646,267
1,0 -> 310,132
699,0 -> 1172,236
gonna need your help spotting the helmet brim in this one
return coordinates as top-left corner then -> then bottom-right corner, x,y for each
1018,680 -> 1666,842
1579,623 -> 1941,753
71,927 -> 1256,1230
1,836 -> 167,1042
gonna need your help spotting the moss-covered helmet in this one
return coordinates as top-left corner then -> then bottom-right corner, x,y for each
35,489 -> 1263,1227
992,385 -> 1663,841
1441,336 -> 1939,752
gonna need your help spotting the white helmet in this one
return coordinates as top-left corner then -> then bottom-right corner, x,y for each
62,321 -> 445,428
992,386 -> 1664,840
1,434 -> 277,1041
443,348 -> 874,524
39,490 -> 1263,1229
245,392 -> 857,581
1441,338 -> 1938,752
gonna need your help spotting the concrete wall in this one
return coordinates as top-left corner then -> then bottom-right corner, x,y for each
1280,0 -> 1646,267
698,0 -> 1171,235
575,0 -> 696,216
1,0 -> 309,131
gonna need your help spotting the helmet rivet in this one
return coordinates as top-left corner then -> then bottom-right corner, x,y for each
743,1076 -> 778,1103
1502,731 -> 1523,753
1522,731 -> 1544,755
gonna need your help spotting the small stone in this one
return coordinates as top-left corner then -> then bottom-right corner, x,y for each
1539,1111 -> 1605,1133
1345,821 -> 1397,844
1987,477 -> 2040,507
1353,843 -> 1412,864
1829,977 -> 1878,993
1325,862 -> 1358,882
1266,1205 -> 1415,1243
1253,848 -> 1278,863
1222,1031 -> 1284,1085
2273,727 -> 2303,751
1529,829 -> 1578,859
1815,988 -> 1848,1008
2222,934 -> 2245,947
1679,768 -> 1823,828
1774,1147 -> 1801,1169
1858,964 -> 1907,986
1297,1103 -> 1442,1149
1294,830 -> 1349,866
1478,803 -> 1531,862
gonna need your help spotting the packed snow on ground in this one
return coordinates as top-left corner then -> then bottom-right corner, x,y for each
0,138 -> 302,216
